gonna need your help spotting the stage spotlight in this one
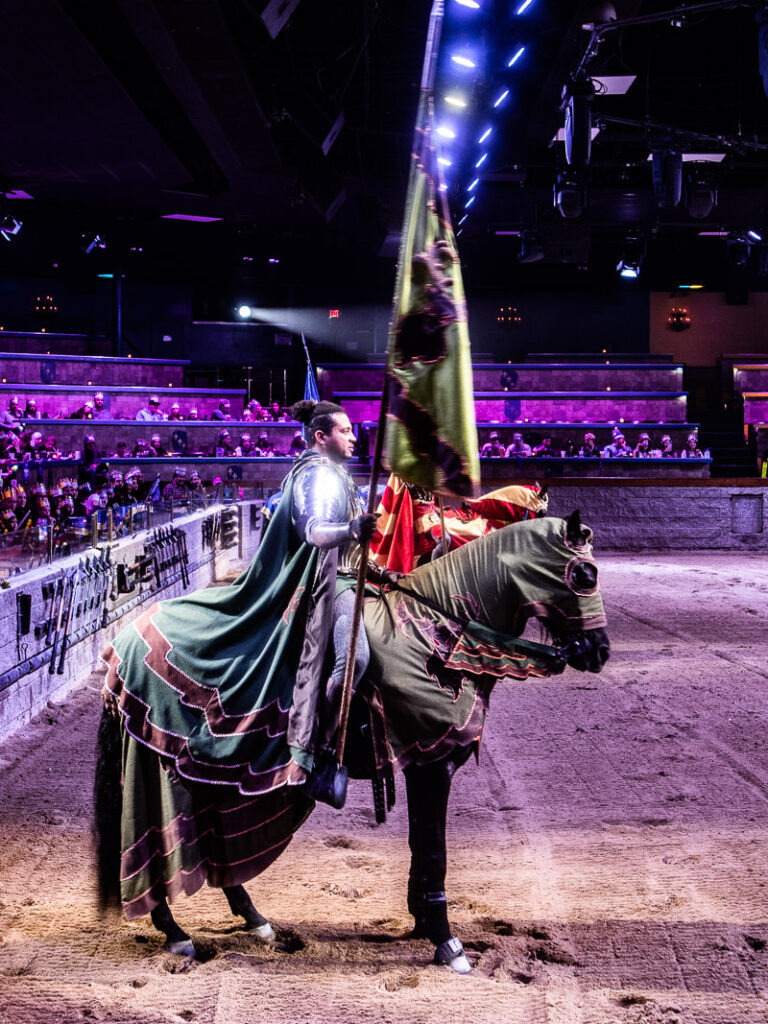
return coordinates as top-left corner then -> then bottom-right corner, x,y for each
652,150 -> 683,207
81,233 -> 106,255
517,233 -> 544,263
747,229 -> 763,243
0,216 -> 22,242
554,171 -> 586,219
617,231 -> 644,278
561,78 -> 595,167
236,304 -> 253,319
727,234 -> 750,267
685,172 -> 717,219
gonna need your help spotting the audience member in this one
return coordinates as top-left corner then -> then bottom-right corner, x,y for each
24,398 -> 41,420
505,432 -> 531,457
244,399 -> 269,422
136,395 -> 166,421
680,432 -> 703,458
532,436 -> 557,457
633,432 -> 653,458
162,467 -> 189,502
133,438 -> 154,457
8,396 -> 23,420
71,400 -> 95,420
235,432 -> 256,456
657,434 -> 674,458
268,401 -> 287,422
110,440 -> 130,459
42,435 -> 62,460
150,432 -> 173,457
92,392 -> 109,419
255,431 -> 282,457
188,406 -> 200,421
21,431 -> 45,461
480,431 -> 506,458
125,467 -> 145,501
602,433 -> 632,458
562,438 -> 577,458
214,429 -> 235,457
188,470 -> 207,509
578,432 -> 598,457
288,431 -> 308,457
211,399 -> 232,421
166,402 -> 182,421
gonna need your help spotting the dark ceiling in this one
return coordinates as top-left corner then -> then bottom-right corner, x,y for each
0,0 -> 766,305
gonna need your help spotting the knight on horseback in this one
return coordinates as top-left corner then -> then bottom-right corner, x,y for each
281,399 -> 399,801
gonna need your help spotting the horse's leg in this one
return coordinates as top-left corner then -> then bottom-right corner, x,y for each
404,758 -> 471,974
150,898 -> 196,958
223,884 -> 276,943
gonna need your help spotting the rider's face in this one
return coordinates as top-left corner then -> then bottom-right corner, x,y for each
316,413 -> 356,463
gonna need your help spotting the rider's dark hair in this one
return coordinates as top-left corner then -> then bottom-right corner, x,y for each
289,400 -> 345,443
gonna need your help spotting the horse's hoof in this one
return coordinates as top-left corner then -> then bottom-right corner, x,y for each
165,938 -> 196,958
433,936 -> 471,974
247,921 -> 276,944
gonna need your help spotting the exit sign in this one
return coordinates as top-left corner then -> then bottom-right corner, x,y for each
329,309 -> 340,319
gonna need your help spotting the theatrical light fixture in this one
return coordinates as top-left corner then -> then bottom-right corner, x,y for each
444,94 -> 467,108
465,196 -> 476,208
685,169 -> 717,219
454,0 -> 480,7
467,178 -> 480,191
474,153 -> 488,168
652,149 -> 683,207
451,54 -> 476,68
437,125 -> 456,139
236,304 -> 253,319
459,215 -> 468,225
493,89 -> 510,108
616,231 -> 645,279
561,78 -> 596,167
508,46 -> 526,67
554,171 -> 586,219
438,157 -> 452,167
747,229 -> 763,243
514,0 -> 535,13
477,127 -> 492,143
0,216 -> 22,242
80,232 -> 106,255
727,233 -> 751,267
517,233 -> 544,263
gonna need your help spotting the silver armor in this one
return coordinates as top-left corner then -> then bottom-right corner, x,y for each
291,454 -> 362,566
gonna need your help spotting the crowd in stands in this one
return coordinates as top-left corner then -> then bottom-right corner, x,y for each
1,393 -> 292,423
0,463 -> 216,537
480,428 -> 706,459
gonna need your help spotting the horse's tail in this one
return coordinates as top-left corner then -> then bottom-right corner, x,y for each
93,700 -> 123,914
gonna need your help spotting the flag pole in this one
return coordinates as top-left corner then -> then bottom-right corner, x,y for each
335,0 -> 445,770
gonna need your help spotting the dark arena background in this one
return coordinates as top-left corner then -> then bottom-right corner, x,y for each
1,2 -> 767,1022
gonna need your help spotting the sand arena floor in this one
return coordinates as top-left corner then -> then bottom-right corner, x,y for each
0,551 -> 767,1024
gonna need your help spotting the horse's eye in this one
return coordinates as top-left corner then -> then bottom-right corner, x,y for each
566,558 -> 599,595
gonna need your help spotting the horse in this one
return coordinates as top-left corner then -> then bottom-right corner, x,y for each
94,509 -> 609,974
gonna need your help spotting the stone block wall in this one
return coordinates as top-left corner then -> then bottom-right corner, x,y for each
743,394 -> 768,425
0,384 -> 246,421
545,482 -> 768,550
0,500 -> 263,744
733,366 -> 768,395
0,352 -> 188,387
338,392 -> 689,424
319,362 -> 685,394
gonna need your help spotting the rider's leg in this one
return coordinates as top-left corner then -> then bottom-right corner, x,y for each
317,588 -> 370,751
150,898 -> 196,957
223,884 -> 276,942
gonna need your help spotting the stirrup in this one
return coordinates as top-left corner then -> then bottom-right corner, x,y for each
306,756 -> 348,809
433,936 -> 471,974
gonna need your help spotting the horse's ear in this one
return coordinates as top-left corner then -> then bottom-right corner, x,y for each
565,509 -> 583,545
